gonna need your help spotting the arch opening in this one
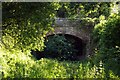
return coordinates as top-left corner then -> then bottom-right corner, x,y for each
31,34 -> 86,61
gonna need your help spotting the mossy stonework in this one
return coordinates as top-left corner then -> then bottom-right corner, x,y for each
47,18 -> 94,59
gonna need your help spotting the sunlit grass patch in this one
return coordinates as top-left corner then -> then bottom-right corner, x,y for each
0,48 -> 119,79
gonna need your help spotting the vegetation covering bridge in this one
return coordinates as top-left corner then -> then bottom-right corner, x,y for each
47,18 -> 93,57
1,2 -> 120,79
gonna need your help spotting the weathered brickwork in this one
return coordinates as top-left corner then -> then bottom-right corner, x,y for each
47,18 -> 93,58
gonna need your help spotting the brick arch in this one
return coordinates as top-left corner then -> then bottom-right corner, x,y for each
46,27 -> 89,43
45,18 -> 93,58
46,26 -> 91,58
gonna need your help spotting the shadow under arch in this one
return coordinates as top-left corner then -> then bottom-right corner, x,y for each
31,33 -> 86,61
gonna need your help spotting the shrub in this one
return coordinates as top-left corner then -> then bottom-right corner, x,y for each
43,35 -> 78,60
93,14 -> 120,77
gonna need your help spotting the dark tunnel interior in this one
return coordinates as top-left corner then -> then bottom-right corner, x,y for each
31,34 -> 85,61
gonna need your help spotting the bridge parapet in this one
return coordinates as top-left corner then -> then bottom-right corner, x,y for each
54,18 -> 81,27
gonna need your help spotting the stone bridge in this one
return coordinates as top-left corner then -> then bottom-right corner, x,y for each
46,18 -> 93,58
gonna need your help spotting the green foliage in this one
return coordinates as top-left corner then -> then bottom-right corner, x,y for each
2,2 -> 56,52
93,14 -> 120,77
1,2 -> 120,79
1,2 -> 112,52
44,35 -> 78,60
1,48 -> 119,79
65,2 -> 111,19
55,2 -> 111,29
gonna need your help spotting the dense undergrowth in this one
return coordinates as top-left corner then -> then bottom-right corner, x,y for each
1,2 -> 120,79
0,47 -> 119,79
92,14 -> 120,78
0,14 -> 120,80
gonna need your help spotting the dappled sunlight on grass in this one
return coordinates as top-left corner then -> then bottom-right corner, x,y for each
0,48 -> 119,79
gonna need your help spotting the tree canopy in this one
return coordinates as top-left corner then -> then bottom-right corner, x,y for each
2,2 -> 57,51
